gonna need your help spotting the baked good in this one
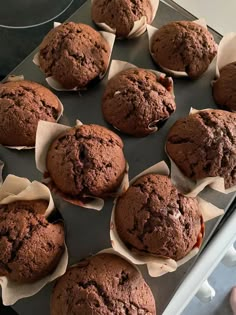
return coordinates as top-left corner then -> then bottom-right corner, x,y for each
213,61 -> 236,111
0,200 -> 65,283
166,109 -> 236,188
38,22 -> 110,89
115,174 -> 202,260
91,0 -> 153,38
46,124 -> 126,197
0,80 -> 61,146
102,68 -> 176,137
51,253 -> 156,315
150,21 -> 217,79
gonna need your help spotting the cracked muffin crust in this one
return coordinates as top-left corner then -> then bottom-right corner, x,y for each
39,22 -> 110,89
150,21 -> 217,79
46,124 -> 126,197
0,200 -> 65,283
92,0 -> 153,38
115,174 -> 202,260
102,68 -> 176,137
51,253 -> 156,315
0,80 -> 61,146
213,62 -> 236,112
166,109 -> 236,188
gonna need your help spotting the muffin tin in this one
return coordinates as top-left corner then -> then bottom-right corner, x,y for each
1,1 -> 235,314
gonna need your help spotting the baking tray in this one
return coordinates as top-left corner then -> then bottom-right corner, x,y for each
1,1 -> 235,314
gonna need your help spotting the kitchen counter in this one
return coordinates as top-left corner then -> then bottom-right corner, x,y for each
173,0 -> 236,35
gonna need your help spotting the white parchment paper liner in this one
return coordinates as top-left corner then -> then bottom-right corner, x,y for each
35,120 -> 129,210
147,19 -> 210,78
0,160 -> 4,185
0,175 -> 68,305
6,75 -> 25,82
168,108 -> 236,197
2,74 -> 64,151
91,0 -> 159,39
212,33 -> 236,112
110,161 -> 224,277
33,22 -> 115,91
107,59 -> 175,133
215,32 -> 236,78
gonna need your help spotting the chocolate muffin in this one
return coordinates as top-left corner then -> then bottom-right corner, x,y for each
51,253 -> 156,315
115,174 -> 202,260
166,109 -> 236,188
102,68 -> 176,137
0,80 -> 61,146
39,22 -> 110,89
46,124 -> 126,197
150,21 -> 217,79
92,0 -> 153,38
0,200 -> 65,283
213,62 -> 236,111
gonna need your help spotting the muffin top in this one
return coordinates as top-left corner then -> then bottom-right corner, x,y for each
0,80 -> 60,146
151,21 -> 217,79
213,61 -> 236,111
46,124 -> 126,197
115,174 -> 202,260
0,200 -> 65,283
92,0 -> 153,38
39,22 -> 110,89
102,68 -> 176,137
166,109 -> 236,188
51,253 -> 156,315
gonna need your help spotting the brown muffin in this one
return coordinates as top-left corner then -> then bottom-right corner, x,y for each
46,124 -> 126,197
166,109 -> 236,189
115,174 -> 202,261
0,200 -> 65,283
92,0 -> 153,38
213,62 -> 236,111
150,21 -> 217,79
51,253 -> 156,315
0,80 -> 61,146
39,22 -> 110,89
102,68 -> 176,137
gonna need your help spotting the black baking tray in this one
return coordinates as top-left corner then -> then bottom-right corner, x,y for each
1,1 -> 235,314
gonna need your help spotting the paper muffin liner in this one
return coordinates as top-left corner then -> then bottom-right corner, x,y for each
212,33 -> 236,112
35,120 -> 129,210
147,19 -> 211,78
91,0 -> 159,39
0,160 -> 4,185
110,160 -> 224,277
33,22 -> 115,92
215,32 -> 236,78
1,75 -> 64,151
6,74 -> 25,82
167,108 -> 236,197
107,59 -> 175,134
0,175 -> 68,305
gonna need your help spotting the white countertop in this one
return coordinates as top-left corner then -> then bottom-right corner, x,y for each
173,0 -> 236,35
